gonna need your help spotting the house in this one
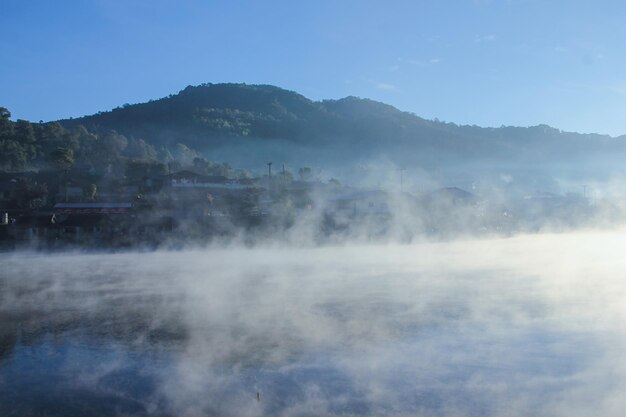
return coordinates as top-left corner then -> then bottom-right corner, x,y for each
326,190 -> 390,216
168,170 -> 252,191
162,171 -> 262,218
53,202 -> 133,214
55,178 -> 91,202
420,187 -> 477,207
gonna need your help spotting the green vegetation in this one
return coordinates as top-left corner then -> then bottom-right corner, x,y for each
3,82 -> 626,180
0,106 -> 239,181
53,83 -> 626,175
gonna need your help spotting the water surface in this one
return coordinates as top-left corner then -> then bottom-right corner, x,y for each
2,232 -> 625,416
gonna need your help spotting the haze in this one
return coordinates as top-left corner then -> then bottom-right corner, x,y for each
3,1 -> 626,416
2,231 -> 626,416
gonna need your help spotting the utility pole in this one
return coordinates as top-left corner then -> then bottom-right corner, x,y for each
267,162 -> 272,178
282,163 -> 286,178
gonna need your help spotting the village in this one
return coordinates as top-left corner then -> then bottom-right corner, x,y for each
0,165 -> 599,249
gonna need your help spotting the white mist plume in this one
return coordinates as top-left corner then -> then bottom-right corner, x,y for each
3,230 -> 626,415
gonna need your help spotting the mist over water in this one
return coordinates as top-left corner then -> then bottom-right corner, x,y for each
2,231 -> 626,416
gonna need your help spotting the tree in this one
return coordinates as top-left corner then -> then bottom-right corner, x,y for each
13,178 -> 48,210
0,107 -> 10,121
0,107 -> 13,139
193,157 -> 211,173
125,137 -> 157,160
168,160 -> 182,173
0,140 -> 28,170
14,120 -> 37,161
174,143 -> 199,165
50,147 -> 75,172
99,130 -> 128,156
15,120 -> 36,144
84,183 -> 97,200
157,146 -> 174,162
212,162 -> 233,177
236,169 -> 252,179
328,178 -> 342,189
72,125 -> 98,168
125,160 -> 167,179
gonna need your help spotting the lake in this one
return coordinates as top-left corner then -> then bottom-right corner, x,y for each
1,231 -> 626,416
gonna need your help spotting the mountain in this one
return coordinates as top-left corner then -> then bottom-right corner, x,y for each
57,83 -> 626,184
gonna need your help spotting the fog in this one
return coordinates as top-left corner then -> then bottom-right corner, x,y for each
199,136 -> 626,191
2,230 -> 626,416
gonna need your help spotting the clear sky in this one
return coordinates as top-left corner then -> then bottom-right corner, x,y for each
2,0 -> 626,135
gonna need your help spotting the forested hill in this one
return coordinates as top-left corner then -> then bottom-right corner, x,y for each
60,83 -> 444,150
3,83 -> 626,178
56,83 -> 626,172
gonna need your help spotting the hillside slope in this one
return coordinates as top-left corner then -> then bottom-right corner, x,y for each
58,83 -> 626,181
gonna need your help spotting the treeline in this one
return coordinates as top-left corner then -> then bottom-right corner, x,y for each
0,107 -> 247,179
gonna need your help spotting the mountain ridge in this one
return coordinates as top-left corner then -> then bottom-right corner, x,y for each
50,82 -> 626,180
58,82 -> 621,140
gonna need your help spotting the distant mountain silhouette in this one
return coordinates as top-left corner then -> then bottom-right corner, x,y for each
58,83 -> 626,181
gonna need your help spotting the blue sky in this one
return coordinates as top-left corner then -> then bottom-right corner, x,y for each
2,0 -> 626,135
